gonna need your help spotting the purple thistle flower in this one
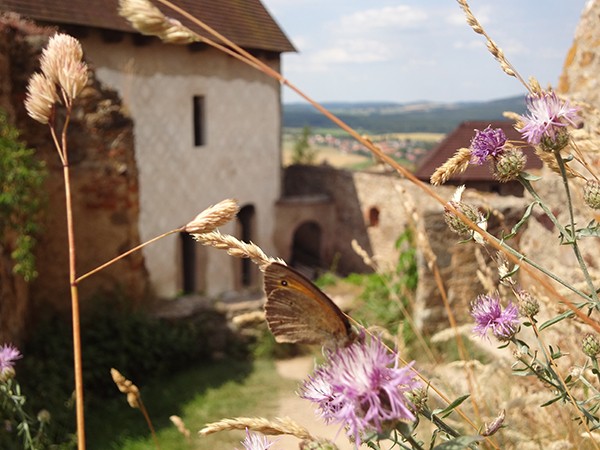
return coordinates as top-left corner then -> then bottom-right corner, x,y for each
238,428 -> 276,450
0,343 -> 22,378
470,126 -> 507,165
299,337 -> 419,446
471,294 -> 519,341
518,92 -> 580,146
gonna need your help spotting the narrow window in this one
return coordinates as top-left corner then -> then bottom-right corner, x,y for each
180,232 -> 196,293
193,95 -> 205,146
237,205 -> 256,287
367,207 -> 380,227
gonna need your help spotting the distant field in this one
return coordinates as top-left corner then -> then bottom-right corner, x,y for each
282,140 -> 374,169
373,132 -> 445,142
282,129 -> 444,169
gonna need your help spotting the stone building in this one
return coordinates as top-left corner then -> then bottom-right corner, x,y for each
0,0 -> 295,302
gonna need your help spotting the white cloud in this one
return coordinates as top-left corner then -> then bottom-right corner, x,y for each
445,4 -> 492,27
312,39 -> 393,64
453,39 -> 486,50
293,5 -> 431,68
338,5 -> 428,32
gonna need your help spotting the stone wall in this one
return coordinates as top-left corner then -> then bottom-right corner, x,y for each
0,17 -> 148,342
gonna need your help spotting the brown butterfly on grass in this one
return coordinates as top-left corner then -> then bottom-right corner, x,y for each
263,262 -> 356,348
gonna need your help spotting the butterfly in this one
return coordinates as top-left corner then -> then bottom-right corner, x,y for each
263,262 -> 355,348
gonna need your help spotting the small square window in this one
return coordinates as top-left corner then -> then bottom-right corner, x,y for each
193,95 -> 205,146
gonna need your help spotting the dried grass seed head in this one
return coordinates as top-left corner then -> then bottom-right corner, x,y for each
40,33 -> 83,84
41,33 -> 88,102
199,416 -> 312,441
110,368 -> 141,408
185,198 -> 240,234
430,147 -> 471,185
170,415 -> 191,438
24,73 -> 58,124
194,229 -> 281,270
118,0 -> 198,44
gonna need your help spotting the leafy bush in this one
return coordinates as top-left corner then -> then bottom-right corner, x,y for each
0,110 -> 46,281
349,230 -> 418,336
18,294 -> 248,446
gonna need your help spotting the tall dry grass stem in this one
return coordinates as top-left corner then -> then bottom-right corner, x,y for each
25,33 -> 89,450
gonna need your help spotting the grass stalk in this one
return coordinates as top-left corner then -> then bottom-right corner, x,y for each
60,125 -> 86,450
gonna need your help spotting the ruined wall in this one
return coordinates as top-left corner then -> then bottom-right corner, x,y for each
283,165 -> 533,330
0,17 -> 148,342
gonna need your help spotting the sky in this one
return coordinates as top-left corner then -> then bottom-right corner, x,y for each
261,0 -> 590,104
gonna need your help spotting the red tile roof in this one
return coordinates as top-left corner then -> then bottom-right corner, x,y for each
414,120 -> 542,182
0,0 -> 296,53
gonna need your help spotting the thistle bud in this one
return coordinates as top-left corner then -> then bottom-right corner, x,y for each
300,439 -> 340,450
444,201 -> 482,237
583,180 -> 600,210
582,334 -> 600,358
493,147 -> 526,182
540,128 -> 570,152
444,186 -> 486,243
405,387 -> 428,413
37,409 -> 51,424
515,289 -> 540,318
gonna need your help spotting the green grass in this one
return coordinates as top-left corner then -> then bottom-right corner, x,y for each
87,358 -> 296,450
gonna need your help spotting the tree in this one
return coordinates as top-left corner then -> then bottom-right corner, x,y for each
291,125 -> 318,165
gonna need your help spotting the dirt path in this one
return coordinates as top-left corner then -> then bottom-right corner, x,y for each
275,356 -> 354,450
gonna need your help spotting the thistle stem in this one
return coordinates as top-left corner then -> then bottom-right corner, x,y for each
553,149 -> 598,302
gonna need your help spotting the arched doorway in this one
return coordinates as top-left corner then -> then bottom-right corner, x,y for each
237,204 -> 256,288
290,221 -> 322,278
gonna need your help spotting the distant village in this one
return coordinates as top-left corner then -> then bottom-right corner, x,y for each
308,132 -> 438,167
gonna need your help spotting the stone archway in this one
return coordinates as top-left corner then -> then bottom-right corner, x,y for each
290,221 -> 322,278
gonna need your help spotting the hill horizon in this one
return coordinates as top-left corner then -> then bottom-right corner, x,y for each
283,95 -> 527,134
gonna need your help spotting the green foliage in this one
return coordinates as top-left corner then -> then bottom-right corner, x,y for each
348,229 -> 418,335
19,295 -> 249,446
86,359 -> 291,450
250,326 -> 309,360
314,271 -> 338,289
291,125 -> 318,164
0,110 -> 46,281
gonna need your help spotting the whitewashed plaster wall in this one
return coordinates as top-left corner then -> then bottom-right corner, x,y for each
80,35 -> 282,297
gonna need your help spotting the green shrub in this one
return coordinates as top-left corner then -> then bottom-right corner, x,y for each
348,229 -> 418,337
0,110 -> 46,281
18,294 -> 249,446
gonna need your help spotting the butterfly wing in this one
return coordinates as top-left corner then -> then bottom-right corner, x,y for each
263,262 -> 353,347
